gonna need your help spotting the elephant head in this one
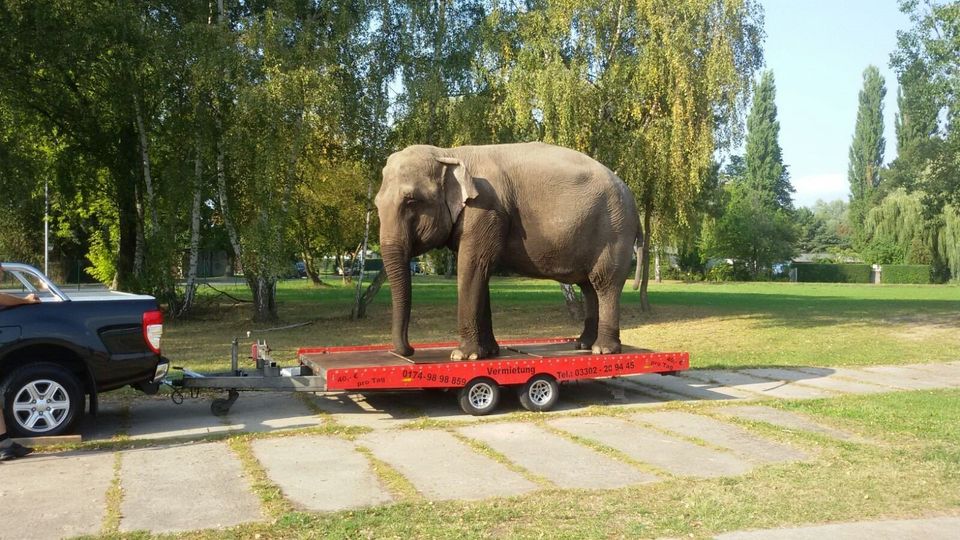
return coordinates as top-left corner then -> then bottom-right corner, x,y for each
375,146 -> 478,355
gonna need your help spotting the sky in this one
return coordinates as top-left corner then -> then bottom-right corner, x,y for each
758,0 -> 912,208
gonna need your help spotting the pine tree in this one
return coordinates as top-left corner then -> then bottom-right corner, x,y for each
847,65 -> 886,241
744,71 -> 794,211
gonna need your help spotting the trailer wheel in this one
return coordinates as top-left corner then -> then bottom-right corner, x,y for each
210,389 -> 239,417
518,375 -> 559,412
458,378 -> 500,416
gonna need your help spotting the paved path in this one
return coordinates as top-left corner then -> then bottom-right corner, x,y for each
0,361 -> 957,539
714,515 -> 960,539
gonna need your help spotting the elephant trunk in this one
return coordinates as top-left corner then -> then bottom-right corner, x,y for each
382,243 -> 414,356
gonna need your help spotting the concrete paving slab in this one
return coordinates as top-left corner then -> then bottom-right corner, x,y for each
612,373 -> 755,400
358,430 -> 538,501
715,405 -> 862,442
566,379 -> 668,409
793,366 -> 929,390
740,368 -> 889,395
685,370 -> 832,399
225,392 -> 326,432
251,435 -> 393,511
715,515 -> 960,540
458,423 -> 658,489
0,450 -> 113,540
632,411 -> 807,463
898,362 -> 960,380
857,366 -> 952,389
126,398 -> 239,440
548,417 -> 753,478
120,442 -> 262,533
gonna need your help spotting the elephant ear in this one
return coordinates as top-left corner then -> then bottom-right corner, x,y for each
436,156 -> 478,224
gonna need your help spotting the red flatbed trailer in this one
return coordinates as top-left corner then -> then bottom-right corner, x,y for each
176,337 -> 688,415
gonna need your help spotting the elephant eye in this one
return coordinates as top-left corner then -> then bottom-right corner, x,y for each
403,195 -> 418,206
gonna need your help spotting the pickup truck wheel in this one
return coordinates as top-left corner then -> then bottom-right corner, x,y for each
1,362 -> 84,437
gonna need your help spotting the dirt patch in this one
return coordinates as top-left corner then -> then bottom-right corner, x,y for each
884,313 -> 960,342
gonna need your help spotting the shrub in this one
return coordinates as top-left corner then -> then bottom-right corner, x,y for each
707,263 -> 734,282
794,263 -> 872,283
882,264 -> 931,284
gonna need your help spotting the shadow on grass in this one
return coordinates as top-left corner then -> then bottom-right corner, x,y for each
622,289 -> 960,330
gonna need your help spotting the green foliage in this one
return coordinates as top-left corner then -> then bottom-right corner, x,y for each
848,65 -> 887,244
702,177 -> 797,278
861,188 -> 930,264
744,71 -> 794,210
796,200 -> 853,253
938,205 -> 960,280
881,264 -> 931,284
793,263 -> 873,284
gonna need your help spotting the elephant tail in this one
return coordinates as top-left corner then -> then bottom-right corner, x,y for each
632,238 -> 642,290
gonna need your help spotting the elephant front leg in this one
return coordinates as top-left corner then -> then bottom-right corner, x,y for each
451,271 -> 497,361
451,239 -> 502,360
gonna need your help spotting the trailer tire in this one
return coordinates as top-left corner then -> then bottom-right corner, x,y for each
517,374 -> 559,412
210,399 -> 231,416
458,378 -> 500,416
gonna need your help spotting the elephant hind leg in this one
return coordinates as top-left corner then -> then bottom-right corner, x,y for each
589,279 -> 622,355
577,281 -> 599,350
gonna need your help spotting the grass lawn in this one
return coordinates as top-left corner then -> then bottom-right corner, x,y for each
164,276 -> 960,372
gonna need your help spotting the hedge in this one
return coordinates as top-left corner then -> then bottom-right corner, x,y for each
881,264 -> 931,284
794,263 -> 872,283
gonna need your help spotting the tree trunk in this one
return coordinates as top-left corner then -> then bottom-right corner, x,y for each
445,251 -> 455,278
216,136 -> 242,264
114,125 -> 140,292
303,254 -> 322,285
353,268 -> 387,319
133,94 -> 159,234
654,247 -> 661,283
639,198 -> 653,312
133,181 -> 145,278
179,143 -> 204,317
249,274 -> 278,322
560,284 -> 585,321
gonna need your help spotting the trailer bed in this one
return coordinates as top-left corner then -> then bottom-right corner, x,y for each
298,337 -> 688,392
175,337 -> 689,416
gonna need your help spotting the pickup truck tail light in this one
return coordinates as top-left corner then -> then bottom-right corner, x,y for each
143,310 -> 163,354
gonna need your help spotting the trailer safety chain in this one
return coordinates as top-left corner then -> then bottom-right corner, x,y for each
162,380 -> 185,405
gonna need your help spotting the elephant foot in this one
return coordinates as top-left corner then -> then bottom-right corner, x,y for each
590,340 -> 621,355
450,341 -> 499,361
393,345 -> 415,357
577,334 -> 596,350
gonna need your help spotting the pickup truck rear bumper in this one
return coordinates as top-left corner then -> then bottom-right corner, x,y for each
135,356 -> 170,395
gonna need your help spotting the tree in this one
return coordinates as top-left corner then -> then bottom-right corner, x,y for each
703,71 -> 797,277
796,200 -> 853,254
486,0 -> 763,309
861,188 -> 930,264
701,181 -> 796,277
847,66 -> 887,243
882,0 -> 960,280
744,71 -> 794,211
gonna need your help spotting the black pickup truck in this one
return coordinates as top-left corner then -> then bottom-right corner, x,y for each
0,263 -> 168,437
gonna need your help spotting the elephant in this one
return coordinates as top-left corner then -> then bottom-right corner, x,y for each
375,142 -> 640,361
